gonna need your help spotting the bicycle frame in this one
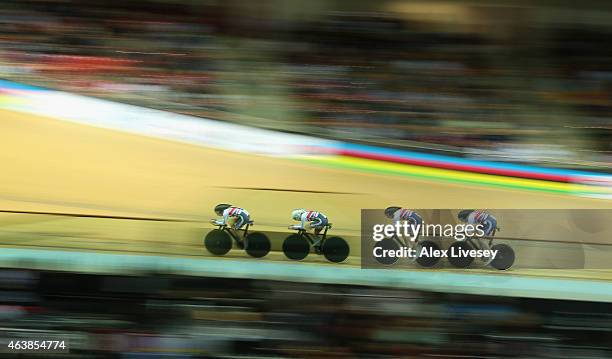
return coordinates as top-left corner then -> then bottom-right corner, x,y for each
465,230 -> 496,250
295,225 -> 330,248
215,221 -> 253,245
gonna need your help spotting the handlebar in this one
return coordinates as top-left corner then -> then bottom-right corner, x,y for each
288,223 -> 333,230
211,219 -> 254,225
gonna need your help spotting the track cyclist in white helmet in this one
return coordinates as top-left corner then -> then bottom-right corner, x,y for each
213,203 -> 251,230
290,209 -> 329,235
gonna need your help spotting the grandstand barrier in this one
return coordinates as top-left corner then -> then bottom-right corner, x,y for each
1,247 -> 612,302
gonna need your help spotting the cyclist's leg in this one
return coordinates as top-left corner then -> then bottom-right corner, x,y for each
234,213 -> 248,230
310,218 -> 327,253
308,217 -> 324,235
478,219 -> 496,264
223,216 -> 240,247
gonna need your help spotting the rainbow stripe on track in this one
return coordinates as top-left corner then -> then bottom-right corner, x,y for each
301,155 -> 612,196
338,143 -> 610,184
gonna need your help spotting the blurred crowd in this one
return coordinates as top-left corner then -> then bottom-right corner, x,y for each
1,0 -> 612,168
1,269 -> 611,358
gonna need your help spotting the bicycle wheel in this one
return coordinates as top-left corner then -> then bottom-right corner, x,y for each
447,241 -> 474,268
373,237 -> 400,265
490,243 -> 515,270
322,236 -> 350,263
415,240 -> 441,268
245,232 -> 271,258
204,229 -> 232,256
282,234 -> 310,260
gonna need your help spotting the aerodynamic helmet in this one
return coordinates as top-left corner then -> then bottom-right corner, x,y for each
291,209 -> 306,221
458,209 -> 474,222
214,203 -> 232,216
384,206 -> 401,219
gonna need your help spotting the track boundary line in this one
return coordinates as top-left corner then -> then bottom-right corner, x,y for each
216,186 -> 363,194
0,210 -> 195,222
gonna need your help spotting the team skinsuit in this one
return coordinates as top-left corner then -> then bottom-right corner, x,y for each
458,209 -> 498,264
389,208 -> 423,227
384,206 -> 423,248
458,209 -> 498,237
214,204 -> 250,230
291,209 -> 329,235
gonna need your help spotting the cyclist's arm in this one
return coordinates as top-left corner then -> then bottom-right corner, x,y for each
299,213 -> 309,229
220,209 -> 231,226
393,211 -> 401,223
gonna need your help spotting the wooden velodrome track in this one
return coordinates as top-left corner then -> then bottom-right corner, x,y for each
1,109 -> 612,281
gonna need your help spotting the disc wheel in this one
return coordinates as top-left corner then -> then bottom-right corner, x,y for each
373,237 -> 400,265
282,234 -> 310,260
490,243 -> 515,270
204,229 -> 232,256
322,236 -> 350,263
245,232 -> 271,258
448,241 -> 474,268
415,240 -> 441,268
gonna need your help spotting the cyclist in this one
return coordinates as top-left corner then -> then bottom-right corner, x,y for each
457,209 -> 497,237
213,203 -> 251,230
290,209 -> 329,235
384,206 -> 423,227
457,209 -> 498,264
